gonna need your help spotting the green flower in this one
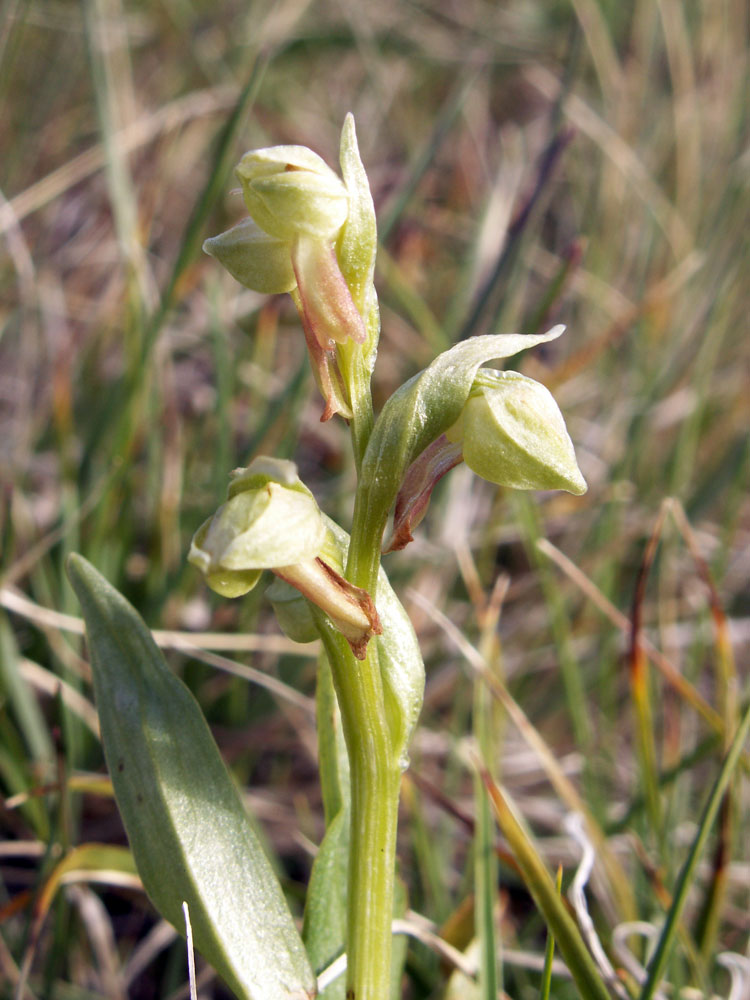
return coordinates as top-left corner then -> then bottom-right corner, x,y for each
446,369 -> 587,495
203,120 -> 377,421
387,367 -> 586,551
189,457 -> 381,658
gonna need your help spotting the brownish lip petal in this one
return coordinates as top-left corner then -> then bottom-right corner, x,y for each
316,558 -> 382,660
385,435 -> 464,552
291,235 -> 366,348
273,559 -> 381,660
293,290 -> 352,422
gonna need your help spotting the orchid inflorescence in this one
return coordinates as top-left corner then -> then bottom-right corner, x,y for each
194,114 -> 585,663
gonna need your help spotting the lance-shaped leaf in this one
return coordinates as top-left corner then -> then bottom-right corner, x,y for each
352,327 -> 567,575
336,114 -> 377,315
66,554 -> 316,1000
335,114 -> 381,394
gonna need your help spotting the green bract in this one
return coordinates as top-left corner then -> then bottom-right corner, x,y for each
236,144 -> 349,242
188,457 -> 327,598
447,369 -> 587,495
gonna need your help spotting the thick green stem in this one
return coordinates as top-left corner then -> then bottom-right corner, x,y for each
312,612 -> 400,1000
346,489 -> 386,594
347,730 -> 401,999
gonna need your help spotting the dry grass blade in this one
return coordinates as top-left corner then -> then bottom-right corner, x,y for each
667,500 -> 739,963
628,501 -> 669,841
535,538 -> 726,736
525,64 -> 692,255
638,697 -> 750,1000
0,86 -> 238,235
408,587 -> 636,921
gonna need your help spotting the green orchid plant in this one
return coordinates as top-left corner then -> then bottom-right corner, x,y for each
67,114 -> 586,1000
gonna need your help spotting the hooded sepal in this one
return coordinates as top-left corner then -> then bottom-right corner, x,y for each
236,145 -> 349,243
188,458 -> 328,597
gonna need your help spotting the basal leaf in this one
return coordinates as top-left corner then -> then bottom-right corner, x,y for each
66,554 -> 316,1000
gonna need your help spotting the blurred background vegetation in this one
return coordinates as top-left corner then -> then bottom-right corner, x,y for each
1,1 -> 749,997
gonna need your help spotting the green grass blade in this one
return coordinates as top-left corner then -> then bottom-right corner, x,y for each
540,867 -> 563,1000
0,613 -> 53,765
638,696 -> 750,1000
474,680 -> 499,1000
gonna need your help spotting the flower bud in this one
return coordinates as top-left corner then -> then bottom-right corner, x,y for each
236,145 -> 349,242
446,370 -> 587,495
202,218 -> 296,294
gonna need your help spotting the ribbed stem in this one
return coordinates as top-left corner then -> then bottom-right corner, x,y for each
312,613 -> 400,1000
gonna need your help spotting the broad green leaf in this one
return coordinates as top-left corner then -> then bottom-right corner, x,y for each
352,328 -> 565,573
66,554 -> 316,1000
